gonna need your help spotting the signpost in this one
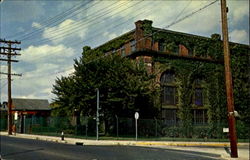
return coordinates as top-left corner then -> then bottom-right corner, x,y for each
14,112 -> 18,135
135,112 -> 139,141
96,88 -> 100,141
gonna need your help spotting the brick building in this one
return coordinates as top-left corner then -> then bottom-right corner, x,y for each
92,20 -> 249,127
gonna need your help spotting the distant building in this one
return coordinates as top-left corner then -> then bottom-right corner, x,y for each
11,98 -> 50,116
11,98 -> 51,133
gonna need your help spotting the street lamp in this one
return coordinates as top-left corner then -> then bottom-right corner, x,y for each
96,88 -> 100,140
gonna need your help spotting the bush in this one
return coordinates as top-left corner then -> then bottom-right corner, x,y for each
162,126 -> 210,138
162,126 -> 182,138
236,120 -> 250,139
192,126 -> 210,138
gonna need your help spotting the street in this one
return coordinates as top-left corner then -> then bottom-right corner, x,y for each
0,136 -> 221,160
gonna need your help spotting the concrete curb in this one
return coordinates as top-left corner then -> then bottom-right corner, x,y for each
1,131 -> 248,148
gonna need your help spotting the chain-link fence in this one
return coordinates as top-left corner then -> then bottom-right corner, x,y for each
1,116 -> 249,141
0,118 -> 7,131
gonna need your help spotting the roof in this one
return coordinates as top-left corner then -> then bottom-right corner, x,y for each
153,27 -> 249,48
12,98 -> 50,111
93,29 -> 135,50
94,20 -> 249,50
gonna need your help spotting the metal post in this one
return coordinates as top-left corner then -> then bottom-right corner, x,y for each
155,117 -> 157,137
96,88 -> 99,141
61,131 -> 64,141
134,112 -> 139,141
23,115 -> 26,133
135,119 -> 138,141
220,0 -> 238,157
115,115 -> 119,138
85,123 -> 88,138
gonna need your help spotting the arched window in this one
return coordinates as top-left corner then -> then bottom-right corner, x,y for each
194,78 -> 203,106
160,71 -> 176,105
192,78 -> 208,125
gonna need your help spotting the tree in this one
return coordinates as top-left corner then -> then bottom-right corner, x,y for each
52,46 -> 160,134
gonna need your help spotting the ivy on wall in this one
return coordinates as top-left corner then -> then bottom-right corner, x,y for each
94,32 -> 134,53
147,22 -> 250,138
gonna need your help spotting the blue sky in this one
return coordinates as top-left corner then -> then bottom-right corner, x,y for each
0,0 -> 249,103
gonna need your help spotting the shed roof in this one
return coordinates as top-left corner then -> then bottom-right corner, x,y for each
12,98 -> 50,111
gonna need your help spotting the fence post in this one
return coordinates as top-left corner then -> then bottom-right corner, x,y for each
135,112 -> 139,141
23,115 -> 26,133
61,131 -> 64,141
155,117 -> 157,137
115,115 -> 119,138
85,117 -> 88,138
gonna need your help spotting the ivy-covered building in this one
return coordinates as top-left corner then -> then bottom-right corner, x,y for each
92,20 -> 249,137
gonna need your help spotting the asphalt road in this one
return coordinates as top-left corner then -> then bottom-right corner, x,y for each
0,135 -> 222,160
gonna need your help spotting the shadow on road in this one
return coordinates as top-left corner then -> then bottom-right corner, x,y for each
224,147 -> 231,155
2,148 -> 44,157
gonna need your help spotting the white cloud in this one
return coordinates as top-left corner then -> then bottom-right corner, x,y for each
230,29 -> 248,44
20,44 -> 75,63
5,44 -> 77,101
1,1 -> 45,22
152,1 -> 221,35
228,1 -> 249,25
42,19 -> 87,44
103,32 -> 118,41
32,22 -> 42,29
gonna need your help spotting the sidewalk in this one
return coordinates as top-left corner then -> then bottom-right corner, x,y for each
1,131 -> 249,160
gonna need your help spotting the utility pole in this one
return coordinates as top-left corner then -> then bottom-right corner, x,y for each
220,0 -> 238,158
0,39 -> 21,135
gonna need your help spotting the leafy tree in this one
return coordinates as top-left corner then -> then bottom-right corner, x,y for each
52,46 -> 160,134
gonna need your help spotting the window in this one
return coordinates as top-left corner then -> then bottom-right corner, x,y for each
130,40 -> 136,52
121,46 -> 125,57
193,109 -> 207,125
194,78 -> 203,106
188,47 -> 194,56
163,86 -> 176,105
158,41 -> 165,52
162,109 -> 177,126
160,71 -> 176,105
161,71 -> 175,84
173,44 -> 179,55
194,88 -> 203,106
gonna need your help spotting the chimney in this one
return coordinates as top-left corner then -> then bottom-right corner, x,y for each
135,20 -> 153,50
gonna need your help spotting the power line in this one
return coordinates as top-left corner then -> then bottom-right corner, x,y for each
6,0 -> 95,40
17,0 -> 150,66
173,0 -> 192,23
20,3 -> 152,78
22,1 -> 139,44
20,1 -> 101,41
164,0 -> 218,29
19,0 -> 218,80
101,0 -> 219,56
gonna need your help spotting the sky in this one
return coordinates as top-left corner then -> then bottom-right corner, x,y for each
0,0 -> 249,103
